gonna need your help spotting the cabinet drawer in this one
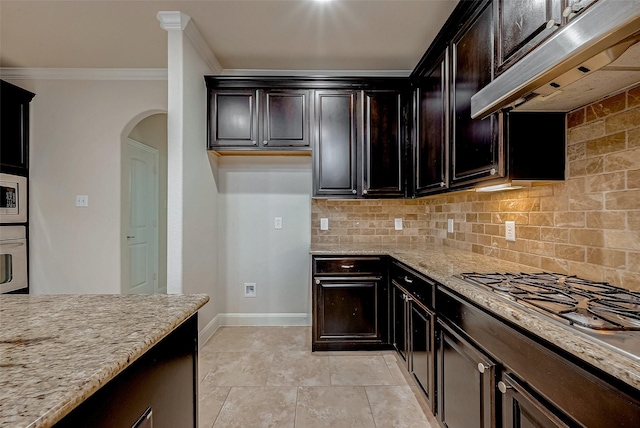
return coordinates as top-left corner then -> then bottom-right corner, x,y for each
313,257 -> 383,275
390,262 -> 434,309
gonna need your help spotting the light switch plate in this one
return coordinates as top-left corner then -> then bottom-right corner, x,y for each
395,218 -> 403,230
320,218 -> 329,230
505,221 -> 516,242
76,195 -> 89,207
447,219 -> 454,233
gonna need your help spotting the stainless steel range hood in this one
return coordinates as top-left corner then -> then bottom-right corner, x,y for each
471,0 -> 640,119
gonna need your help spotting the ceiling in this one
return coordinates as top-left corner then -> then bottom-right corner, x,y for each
0,0 -> 459,72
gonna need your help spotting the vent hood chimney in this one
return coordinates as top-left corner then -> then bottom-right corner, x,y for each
471,0 -> 640,119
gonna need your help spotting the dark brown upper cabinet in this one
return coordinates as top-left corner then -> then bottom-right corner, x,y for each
208,86 -> 310,150
209,90 -> 258,148
1,80 -> 35,176
362,90 -> 405,198
313,90 -> 358,197
414,50 -> 448,197
450,0 -> 504,187
494,0 -> 563,75
313,85 -> 409,199
262,89 -> 310,147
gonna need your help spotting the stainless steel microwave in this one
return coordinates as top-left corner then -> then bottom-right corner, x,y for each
0,173 -> 27,224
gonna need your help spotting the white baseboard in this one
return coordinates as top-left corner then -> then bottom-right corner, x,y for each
219,312 -> 311,326
198,312 -> 311,348
198,313 -> 222,348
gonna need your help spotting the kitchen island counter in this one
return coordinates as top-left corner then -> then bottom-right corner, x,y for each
310,243 -> 640,391
0,294 -> 209,428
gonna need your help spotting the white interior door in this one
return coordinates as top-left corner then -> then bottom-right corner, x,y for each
126,139 -> 159,294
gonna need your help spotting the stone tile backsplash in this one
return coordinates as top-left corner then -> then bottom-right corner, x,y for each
311,85 -> 640,290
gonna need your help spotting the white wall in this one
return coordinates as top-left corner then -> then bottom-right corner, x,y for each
127,113 -> 168,293
165,18 -> 220,335
12,78 -> 167,294
218,156 -> 312,324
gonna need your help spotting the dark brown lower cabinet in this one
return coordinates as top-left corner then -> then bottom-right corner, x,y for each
392,283 -> 407,361
409,301 -> 434,405
312,256 -> 388,351
316,279 -> 378,337
437,286 -> 640,428
499,373 -> 569,428
391,262 -> 436,411
54,315 -> 198,428
437,319 -> 496,428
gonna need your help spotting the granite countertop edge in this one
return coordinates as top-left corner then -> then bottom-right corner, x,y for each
1,294 -> 209,428
310,243 -> 640,390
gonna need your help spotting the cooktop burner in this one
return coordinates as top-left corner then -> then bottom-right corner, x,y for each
458,272 -> 640,331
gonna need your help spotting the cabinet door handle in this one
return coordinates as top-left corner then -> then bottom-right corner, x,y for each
440,181 -> 446,187
252,140 -> 257,145
341,264 -> 354,269
477,362 -> 492,373
404,276 -> 413,284
490,168 -> 497,176
545,19 -> 560,29
315,279 -> 320,285
498,381 -> 512,394
263,140 -> 268,145
127,236 -> 135,239
352,189 -> 357,194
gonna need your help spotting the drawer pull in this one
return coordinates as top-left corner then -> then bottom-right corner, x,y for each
341,264 -> 355,269
404,276 -> 413,284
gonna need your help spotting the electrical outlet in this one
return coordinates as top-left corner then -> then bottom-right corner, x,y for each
394,218 -> 403,230
447,219 -> 454,233
320,218 -> 329,230
244,283 -> 256,297
505,221 -> 516,242
275,217 -> 283,230
76,195 -> 89,207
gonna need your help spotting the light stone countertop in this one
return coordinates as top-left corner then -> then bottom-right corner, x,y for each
0,294 -> 209,428
310,243 -> 640,391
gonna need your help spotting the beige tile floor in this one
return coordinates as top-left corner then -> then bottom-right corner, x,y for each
198,326 -> 439,428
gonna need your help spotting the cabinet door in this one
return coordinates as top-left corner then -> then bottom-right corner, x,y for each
409,301 -> 435,411
415,50 -> 448,196
262,89 -> 310,147
315,279 -> 379,339
495,0 -> 563,74
450,1 -> 503,187
500,373 -> 571,428
313,91 -> 358,197
437,321 -> 496,428
362,91 -> 404,197
392,284 -> 408,361
0,81 -> 34,175
209,90 -> 259,147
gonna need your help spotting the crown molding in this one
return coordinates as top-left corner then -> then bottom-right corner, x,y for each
157,11 -> 223,75
220,69 -> 412,77
184,20 -> 223,74
156,11 -> 190,31
0,68 -> 168,80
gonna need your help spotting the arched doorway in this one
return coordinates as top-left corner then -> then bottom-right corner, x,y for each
122,113 -> 168,294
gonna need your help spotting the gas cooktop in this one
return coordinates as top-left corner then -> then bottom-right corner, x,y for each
457,272 -> 640,358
